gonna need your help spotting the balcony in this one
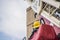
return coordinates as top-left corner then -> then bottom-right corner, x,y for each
42,0 -> 60,8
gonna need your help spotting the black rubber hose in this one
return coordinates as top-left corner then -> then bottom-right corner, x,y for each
40,18 -> 45,24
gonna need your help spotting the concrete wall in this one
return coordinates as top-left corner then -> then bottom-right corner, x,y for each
26,7 -> 40,39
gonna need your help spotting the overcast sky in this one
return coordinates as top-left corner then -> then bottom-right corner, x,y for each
0,0 -> 29,40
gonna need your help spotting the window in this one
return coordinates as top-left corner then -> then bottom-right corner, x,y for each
44,4 -> 50,13
56,0 -> 60,2
42,2 -> 46,9
52,9 -> 60,20
42,2 -> 56,14
30,0 -> 34,2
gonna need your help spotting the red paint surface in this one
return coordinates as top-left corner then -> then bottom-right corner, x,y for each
31,24 -> 58,40
40,15 -> 60,35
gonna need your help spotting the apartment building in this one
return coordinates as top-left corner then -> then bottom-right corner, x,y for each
26,0 -> 60,40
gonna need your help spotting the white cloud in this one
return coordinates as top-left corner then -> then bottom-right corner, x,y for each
0,0 -> 29,40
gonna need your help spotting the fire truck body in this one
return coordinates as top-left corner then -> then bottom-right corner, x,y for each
40,0 -> 60,35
